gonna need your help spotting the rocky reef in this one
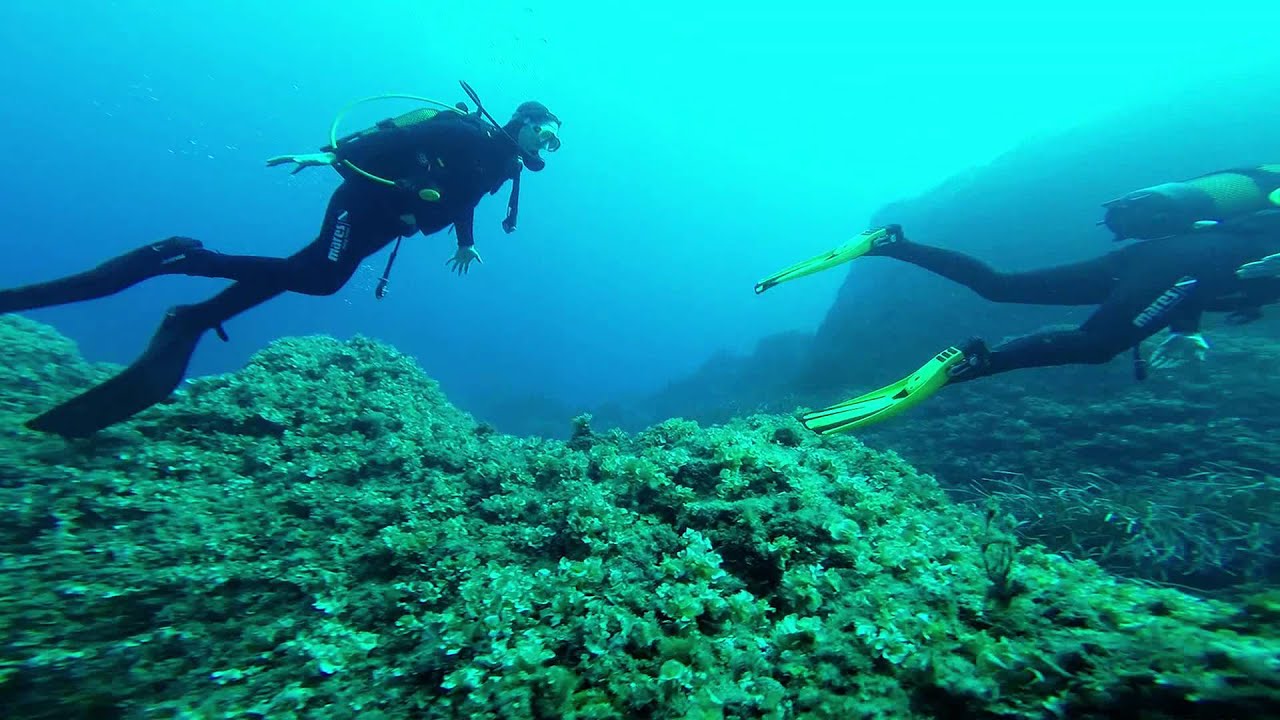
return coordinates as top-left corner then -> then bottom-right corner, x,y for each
2,315 -> 1278,719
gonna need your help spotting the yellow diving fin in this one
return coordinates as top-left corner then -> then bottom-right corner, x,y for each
754,226 -> 894,294
801,346 -> 966,435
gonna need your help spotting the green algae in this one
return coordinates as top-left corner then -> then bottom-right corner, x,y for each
0,315 -> 1277,719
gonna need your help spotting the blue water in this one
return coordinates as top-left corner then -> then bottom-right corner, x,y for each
2,1 -> 1277,424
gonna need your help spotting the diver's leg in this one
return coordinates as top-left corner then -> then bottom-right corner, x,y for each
799,255 -> 1186,435
984,326 -> 1136,374
179,187 -> 404,326
121,182 -> 407,296
872,234 -> 1121,305
943,324 -> 1141,384
0,185 -> 404,315
24,185 -> 404,437
950,269 -> 1185,381
129,181 -> 406,363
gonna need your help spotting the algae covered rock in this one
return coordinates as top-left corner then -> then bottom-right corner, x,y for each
860,332 -> 1280,591
0,315 -> 1277,719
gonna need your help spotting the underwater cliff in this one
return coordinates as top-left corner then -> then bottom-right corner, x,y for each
2,315 -> 1279,719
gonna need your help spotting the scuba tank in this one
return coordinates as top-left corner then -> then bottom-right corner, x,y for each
1100,165 -> 1280,241
324,93 -> 475,199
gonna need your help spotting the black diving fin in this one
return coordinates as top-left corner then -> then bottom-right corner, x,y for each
25,307 -> 217,438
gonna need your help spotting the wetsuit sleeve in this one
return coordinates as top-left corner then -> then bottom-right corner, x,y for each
454,207 -> 476,248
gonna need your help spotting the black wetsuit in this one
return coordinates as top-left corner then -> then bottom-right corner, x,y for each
2,110 -> 533,437
873,219 -> 1280,378
0,111 -> 525,326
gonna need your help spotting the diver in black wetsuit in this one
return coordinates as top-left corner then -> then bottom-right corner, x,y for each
752,164 -> 1280,434
2,91 -> 563,438
789,213 -> 1280,435
864,215 -> 1280,380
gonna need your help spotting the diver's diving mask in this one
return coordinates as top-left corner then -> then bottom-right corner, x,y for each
523,119 -> 561,153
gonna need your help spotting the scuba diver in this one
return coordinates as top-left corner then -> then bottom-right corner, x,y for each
3,82 -> 563,438
755,165 -> 1280,435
